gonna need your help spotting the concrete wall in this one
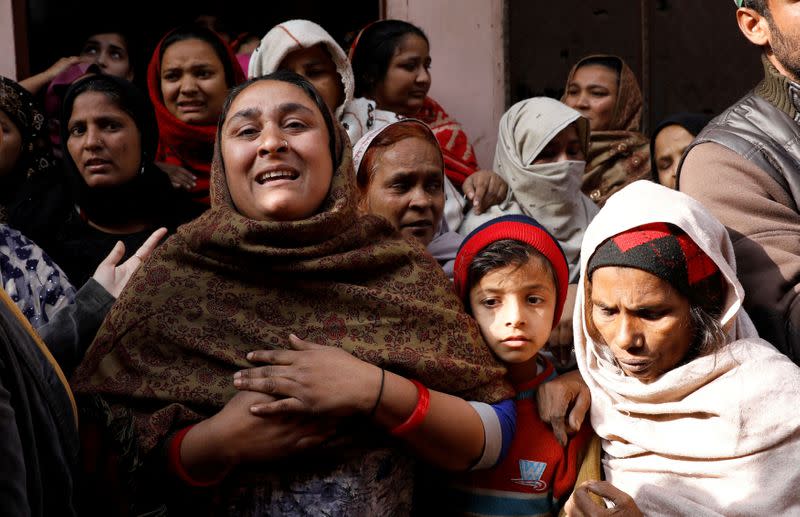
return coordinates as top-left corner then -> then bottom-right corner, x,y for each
0,0 -> 17,79
386,0 -> 506,169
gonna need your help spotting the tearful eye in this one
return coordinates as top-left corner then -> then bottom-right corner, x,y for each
426,181 -> 443,193
235,126 -> 259,138
284,120 -> 308,130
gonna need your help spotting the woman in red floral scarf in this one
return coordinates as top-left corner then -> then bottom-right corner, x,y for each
148,25 -> 245,207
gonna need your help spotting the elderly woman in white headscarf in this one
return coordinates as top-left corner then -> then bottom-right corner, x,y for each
564,180 -> 800,516
352,118 -> 464,277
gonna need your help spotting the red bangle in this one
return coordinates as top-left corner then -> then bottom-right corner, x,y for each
167,425 -> 226,487
390,379 -> 431,437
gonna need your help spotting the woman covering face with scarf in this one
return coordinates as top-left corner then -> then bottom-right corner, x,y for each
461,97 -> 598,282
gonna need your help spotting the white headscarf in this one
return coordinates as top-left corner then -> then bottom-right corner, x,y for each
248,20 -> 354,119
575,180 -> 800,515
247,19 -> 402,144
459,97 -> 597,281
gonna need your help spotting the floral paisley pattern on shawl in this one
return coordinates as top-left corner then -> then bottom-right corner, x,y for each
71,121 -> 512,456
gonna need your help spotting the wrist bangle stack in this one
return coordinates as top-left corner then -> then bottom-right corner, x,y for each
390,379 -> 431,437
368,368 -> 385,417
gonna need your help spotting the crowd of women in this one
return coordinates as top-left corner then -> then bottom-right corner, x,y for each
2,14 -> 799,517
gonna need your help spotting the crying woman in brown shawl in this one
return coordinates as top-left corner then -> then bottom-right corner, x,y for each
71,70 -> 512,515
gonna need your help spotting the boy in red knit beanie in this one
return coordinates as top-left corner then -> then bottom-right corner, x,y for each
451,214 -> 591,516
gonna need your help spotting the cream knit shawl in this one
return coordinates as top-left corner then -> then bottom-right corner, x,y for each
574,180 -> 800,516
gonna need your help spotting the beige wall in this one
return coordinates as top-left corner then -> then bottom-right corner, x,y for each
386,0 -> 505,169
0,0 -> 17,79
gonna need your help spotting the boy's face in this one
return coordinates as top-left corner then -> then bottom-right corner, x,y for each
469,258 -> 557,364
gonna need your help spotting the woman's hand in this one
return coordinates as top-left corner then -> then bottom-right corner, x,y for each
180,390 -> 336,481
234,334 -> 383,417
462,170 -> 508,214
547,283 -> 578,369
42,56 -> 86,81
19,56 -> 88,95
92,228 -> 167,298
157,161 -> 197,190
564,481 -> 643,516
536,368 -> 590,447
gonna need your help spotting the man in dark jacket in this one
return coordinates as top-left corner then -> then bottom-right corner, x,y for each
679,0 -> 800,363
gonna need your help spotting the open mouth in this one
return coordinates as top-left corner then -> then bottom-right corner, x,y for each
177,101 -> 206,111
84,157 -> 111,170
255,170 -> 299,185
618,359 -> 652,373
402,220 -> 433,229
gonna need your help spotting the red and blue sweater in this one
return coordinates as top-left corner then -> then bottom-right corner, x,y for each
453,357 -> 592,516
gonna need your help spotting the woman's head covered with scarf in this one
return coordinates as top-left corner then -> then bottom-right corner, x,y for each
214,70 -> 341,222
0,76 -> 56,216
147,25 -> 245,204
572,180 -> 800,515
248,20 -> 352,118
563,55 -> 642,133
460,97 -> 597,279
71,73 -> 511,467
351,118 -> 444,246
560,55 -> 650,206
649,112 -> 711,189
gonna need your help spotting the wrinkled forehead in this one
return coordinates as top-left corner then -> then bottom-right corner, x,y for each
372,136 -> 443,174
224,80 -> 324,125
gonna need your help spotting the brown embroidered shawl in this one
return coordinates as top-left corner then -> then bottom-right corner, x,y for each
71,123 -> 512,456
563,55 -> 651,206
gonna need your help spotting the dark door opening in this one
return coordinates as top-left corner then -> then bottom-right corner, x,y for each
24,0 -> 378,83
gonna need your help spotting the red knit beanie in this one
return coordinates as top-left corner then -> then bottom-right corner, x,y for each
454,215 -> 570,326
587,222 -> 719,297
